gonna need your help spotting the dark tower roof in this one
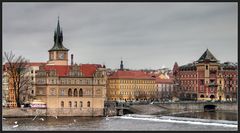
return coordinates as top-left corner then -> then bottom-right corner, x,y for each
197,49 -> 218,63
49,17 -> 69,52
172,62 -> 179,76
120,60 -> 124,70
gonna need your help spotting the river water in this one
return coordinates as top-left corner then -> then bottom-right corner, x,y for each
2,111 -> 238,131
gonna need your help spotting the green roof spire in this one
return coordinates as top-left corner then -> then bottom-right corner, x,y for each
49,17 -> 69,52
197,49 -> 218,63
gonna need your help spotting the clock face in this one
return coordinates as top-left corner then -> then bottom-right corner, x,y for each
59,53 -> 64,59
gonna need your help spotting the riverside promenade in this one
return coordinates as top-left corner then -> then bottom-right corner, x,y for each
3,108 -> 47,118
3,102 -> 237,117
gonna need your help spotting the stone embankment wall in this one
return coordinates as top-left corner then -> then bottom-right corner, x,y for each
47,108 -> 104,116
129,104 -> 168,115
3,108 -> 47,118
158,102 -> 238,111
3,108 -> 104,117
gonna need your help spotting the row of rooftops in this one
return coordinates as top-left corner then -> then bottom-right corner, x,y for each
178,62 -> 238,71
2,62 -> 174,84
177,49 -> 237,71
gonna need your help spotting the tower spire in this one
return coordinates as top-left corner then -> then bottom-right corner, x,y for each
49,17 -> 68,52
120,58 -> 124,70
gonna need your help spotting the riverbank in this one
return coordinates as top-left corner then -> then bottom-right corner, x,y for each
3,108 -> 46,118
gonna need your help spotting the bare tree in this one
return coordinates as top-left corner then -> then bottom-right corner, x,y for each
4,51 -> 30,107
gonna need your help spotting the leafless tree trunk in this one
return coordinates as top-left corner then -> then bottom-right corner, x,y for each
4,51 -> 30,107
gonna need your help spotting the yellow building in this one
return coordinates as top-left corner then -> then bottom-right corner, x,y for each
107,62 -> 156,102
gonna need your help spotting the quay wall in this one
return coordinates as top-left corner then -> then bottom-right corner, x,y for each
3,108 -> 47,118
3,108 -> 104,117
157,102 -> 238,111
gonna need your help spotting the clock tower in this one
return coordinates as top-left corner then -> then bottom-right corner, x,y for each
47,17 -> 69,65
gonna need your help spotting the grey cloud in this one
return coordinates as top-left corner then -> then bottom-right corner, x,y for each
3,2 -> 237,69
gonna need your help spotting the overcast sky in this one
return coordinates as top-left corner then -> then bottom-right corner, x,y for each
3,2 -> 237,70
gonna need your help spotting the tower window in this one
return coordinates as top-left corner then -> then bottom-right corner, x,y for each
206,65 -> 208,70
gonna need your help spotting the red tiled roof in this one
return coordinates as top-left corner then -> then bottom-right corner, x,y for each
155,77 -> 174,84
43,65 -> 69,76
80,64 -> 102,77
27,62 -> 46,66
109,70 -> 155,80
42,64 -> 102,77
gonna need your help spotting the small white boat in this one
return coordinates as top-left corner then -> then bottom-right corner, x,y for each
106,116 -> 109,120
13,125 -> 19,128
14,121 -> 18,124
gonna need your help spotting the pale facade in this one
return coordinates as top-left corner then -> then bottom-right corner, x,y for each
2,70 -> 9,106
35,65 -> 107,116
34,18 -> 107,116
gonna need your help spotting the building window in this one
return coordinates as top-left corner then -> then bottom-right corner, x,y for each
74,101 -> 77,108
69,101 -> 72,108
87,101 -> 90,107
206,65 -> 208,70
80,101 -> 83,107
61,89 -> 64,96
50,88 -> 55,95
61,101 -> 64,108
74,89 -> 78,97
79,89 -> 83,97
31,90 -> 34,94
68,89 -> 72,96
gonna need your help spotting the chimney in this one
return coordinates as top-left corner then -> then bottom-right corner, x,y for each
71,54 -> 73,65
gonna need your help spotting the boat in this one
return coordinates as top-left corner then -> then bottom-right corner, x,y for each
30,100 -> 47,109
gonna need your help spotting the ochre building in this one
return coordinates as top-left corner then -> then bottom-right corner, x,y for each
107,61 -> 156,101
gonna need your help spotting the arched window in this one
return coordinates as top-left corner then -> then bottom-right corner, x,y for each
74,89 -> 78,97
87,101 -> 90,107
61,101 -> 64,108
79,89 -> 83,97
69,101 -> 72,108
80,101 -> 83,107
68,89 -> 72,96
74,101 -> 77,108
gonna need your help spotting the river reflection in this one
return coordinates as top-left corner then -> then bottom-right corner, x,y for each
2,111 -> 238,131
167,111 -> 237,121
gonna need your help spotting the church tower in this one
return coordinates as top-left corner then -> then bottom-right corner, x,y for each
47,17 -> 69,65
120,59 -> 124,70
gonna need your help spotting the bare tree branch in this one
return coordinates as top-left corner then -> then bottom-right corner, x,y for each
4,51 -> 30,107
